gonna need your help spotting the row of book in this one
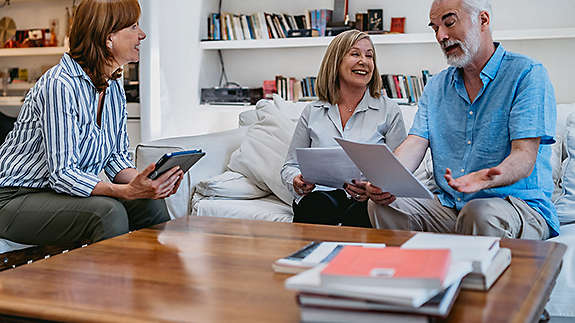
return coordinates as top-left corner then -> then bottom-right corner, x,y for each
276,233 -> 511,322
261,72 -> 431,104
206,9 -> 333,41
263,76 -> 318,102
382,70 -> 432,104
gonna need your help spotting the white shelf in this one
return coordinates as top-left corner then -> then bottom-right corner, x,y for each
0,47 -> 67,57
200,28 -> 575,50
198,104 -> 255,110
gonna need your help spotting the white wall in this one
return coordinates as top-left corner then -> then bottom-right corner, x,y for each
140,0 -> 575,141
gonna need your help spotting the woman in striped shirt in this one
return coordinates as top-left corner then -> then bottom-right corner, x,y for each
0,0 -> 182,246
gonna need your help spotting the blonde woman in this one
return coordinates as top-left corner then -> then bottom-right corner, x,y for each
281,30 -> 407,227
0,0 -> 183,246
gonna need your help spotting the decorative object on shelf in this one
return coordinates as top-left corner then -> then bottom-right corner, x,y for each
367,9 -> 383,32
0,16 -> 16,48
390,17 -> 406,33
354,13 -> 368,32
48,19 -> 59,47
331,0 -> 350,26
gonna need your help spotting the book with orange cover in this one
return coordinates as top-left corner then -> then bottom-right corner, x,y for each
320,246 -> 450,290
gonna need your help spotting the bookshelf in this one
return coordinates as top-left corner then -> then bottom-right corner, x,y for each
0,47 -> 67,57
137,0 -> 575,141
200,28 -> 575,50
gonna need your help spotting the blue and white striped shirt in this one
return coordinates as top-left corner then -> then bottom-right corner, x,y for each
0,53 -> 134,197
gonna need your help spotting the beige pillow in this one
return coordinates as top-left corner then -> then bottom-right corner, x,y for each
227,100 -> 296,205
195,171 -> 269,199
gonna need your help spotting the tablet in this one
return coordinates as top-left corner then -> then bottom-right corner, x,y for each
148,149 -> 206,180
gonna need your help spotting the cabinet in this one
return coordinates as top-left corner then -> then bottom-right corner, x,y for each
138,0 -> 575,141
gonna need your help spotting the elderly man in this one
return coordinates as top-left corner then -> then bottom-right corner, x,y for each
365,0 -> 558,239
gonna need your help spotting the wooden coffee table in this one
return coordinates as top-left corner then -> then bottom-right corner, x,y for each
0,216 -> 565,322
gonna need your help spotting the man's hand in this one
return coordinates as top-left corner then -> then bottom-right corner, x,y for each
444,167 -> 502,193
293,174 -> 315,196
365,182 -> 396,205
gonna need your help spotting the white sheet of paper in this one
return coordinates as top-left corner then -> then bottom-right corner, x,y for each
334,138 -> 434,199
296,147 -> 362,189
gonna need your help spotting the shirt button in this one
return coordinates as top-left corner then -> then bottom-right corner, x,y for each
467,141 -> 471,145
457,198 -> 461,201
469,111 -> 473,115
461,169 -> 465,172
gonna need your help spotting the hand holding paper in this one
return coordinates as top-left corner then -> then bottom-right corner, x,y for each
334,138 -> 434,199
296,147 -> 363,189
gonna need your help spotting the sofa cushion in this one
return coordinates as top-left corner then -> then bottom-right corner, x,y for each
195,171 -> 269,199
547,222 -> 575,317
227,99 -> 296,205
192,193 -> 293,222
555,111 -> 575,225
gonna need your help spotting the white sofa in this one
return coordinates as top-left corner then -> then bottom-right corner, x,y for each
136,96 -> 575,317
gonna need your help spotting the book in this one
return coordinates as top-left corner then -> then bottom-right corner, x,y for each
334,138 -> 435,199
298,276 -> 463,318
401,232 -> 500,274
273,241 -> 386,274
461,247 -> 511,291
320,246 -> 451,290
300,306 -> 431,323
285,260 -> 471,307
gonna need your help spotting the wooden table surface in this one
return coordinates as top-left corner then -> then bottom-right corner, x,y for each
0,216 -> 566,323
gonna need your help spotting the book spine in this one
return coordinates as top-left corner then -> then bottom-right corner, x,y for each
240,15 -> 250,40
214,14 -> 221,40
258,12 -> 270,40
266,13 -> 278,39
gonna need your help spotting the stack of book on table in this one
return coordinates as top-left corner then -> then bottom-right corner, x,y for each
278,233 -> 511,322
401,233 -> 511,291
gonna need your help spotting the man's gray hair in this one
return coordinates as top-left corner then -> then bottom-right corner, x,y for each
461,0 -> 492,24
433,0 -> 492,24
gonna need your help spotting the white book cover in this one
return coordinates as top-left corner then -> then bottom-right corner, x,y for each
401,232 -> 500,273
251,14 -> 261,39
232,15 -> 244,40
240,15 -> 251,40
256,13 -> 269,40
334,138 -> 434,199
285,261 -> 471,307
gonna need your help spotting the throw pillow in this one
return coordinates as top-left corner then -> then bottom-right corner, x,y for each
227,100 -> 297,205
195,171 -> 269,199
272,94 -> 308,122
555,111 -> 575,225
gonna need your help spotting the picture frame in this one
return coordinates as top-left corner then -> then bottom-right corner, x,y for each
367,9 -> 383,32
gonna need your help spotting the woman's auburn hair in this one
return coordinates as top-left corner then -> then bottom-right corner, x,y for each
316,30 -> 382,104
68,0 -> 141,92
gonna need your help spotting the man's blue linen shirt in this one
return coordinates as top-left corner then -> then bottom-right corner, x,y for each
410,43 -> 559,237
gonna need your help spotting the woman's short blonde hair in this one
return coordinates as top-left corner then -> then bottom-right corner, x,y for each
69,0 -> 141,91
316,30 -> 382,104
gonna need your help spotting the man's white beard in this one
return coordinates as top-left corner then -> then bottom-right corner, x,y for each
442,25 -> 481,68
